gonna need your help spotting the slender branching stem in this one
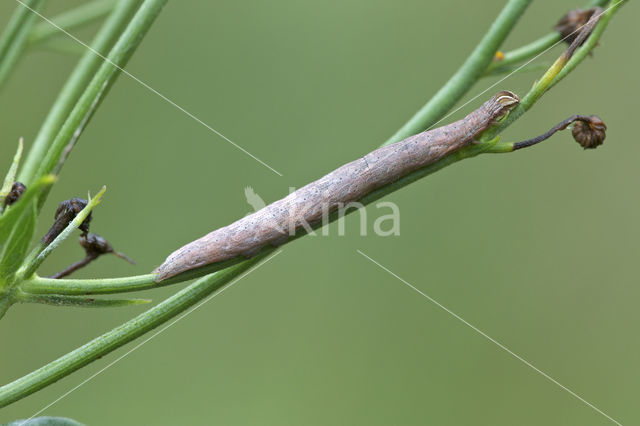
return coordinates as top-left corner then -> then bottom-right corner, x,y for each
548,0 -> 624,89
18,0 -> 143,186
22,274 -> 158,295
480,3 -> 617,142
484,0 -> 610,73
0,0 -> 44,90
28,0 -> 118,46
0,0 -> 623,410
486,32 -> 560,72
381,0 -> 531,146
0,253 -> 269,408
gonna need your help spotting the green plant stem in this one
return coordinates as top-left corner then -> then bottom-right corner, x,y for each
22,273 -> 158,295
0,253 -> 270,408
547,0 -> 622,90
0,0 -> 623,409
34,38 -> 86,55
18,0 -> 143,186
28,0 -> 117,45
484,0 -> 610,73
32,0 -> 166,211
0,0 -> 44,91
487,32 -> 560,71
382,0 -> 531,146
481,2 -> 620,143
483,61 -> 549,77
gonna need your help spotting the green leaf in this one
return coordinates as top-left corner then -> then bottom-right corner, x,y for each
16,292 -> 150,308
5,416 -> 85,426
0,199 -> 36,280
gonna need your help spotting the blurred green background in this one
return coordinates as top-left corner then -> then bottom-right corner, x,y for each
0,1 -> 637,424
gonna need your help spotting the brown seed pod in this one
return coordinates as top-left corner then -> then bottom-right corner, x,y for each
572,115 -> 606,149
554,8 -> 597,46
3,182 -> 26,207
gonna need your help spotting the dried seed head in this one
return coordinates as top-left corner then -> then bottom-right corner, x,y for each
554,8 -> 596,46
3,182 -> 26,207
572,115 -> 606,149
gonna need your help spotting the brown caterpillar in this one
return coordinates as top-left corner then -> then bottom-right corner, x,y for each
154,91 -> 519,281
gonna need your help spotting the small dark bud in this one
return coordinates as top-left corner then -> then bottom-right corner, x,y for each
3,182 -> 26,207
54,198 -> 92,234
554,8 -> 597,46
79,233 -> 113,256
572,115 -> 606,149
80,233 -> 135,264
43,198 -> 92,244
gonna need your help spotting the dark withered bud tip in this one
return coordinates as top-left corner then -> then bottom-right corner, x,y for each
80,233 -> 113,255
44,197 -> 93,244
572,115 -> 606,149
554,8 -> 597,46
80,233 -> 136,265
3,182 -> 26,207
54,197 -> 92,234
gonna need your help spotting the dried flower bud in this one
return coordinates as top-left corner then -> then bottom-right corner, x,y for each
43,198 -> 92,244
554,8 -> 597,46
3,182 -> 26,207
79,233 -> 112,256
572,115 -> 606,149
80,233 -> 135,264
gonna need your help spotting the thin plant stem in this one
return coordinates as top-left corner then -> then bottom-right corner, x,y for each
0,0 -> 44,90
486,32 -> 560,71
381,0 -> 531,146
0,0 -> 623,409
547,0 -> 623,90
22,273 -> 157,295
481,1 -> 620,142
0,252 -> 270,408
31,0 -> 167,211
484,0 -> 610,72
28,0 -> 118,46
18,0 -> 143,186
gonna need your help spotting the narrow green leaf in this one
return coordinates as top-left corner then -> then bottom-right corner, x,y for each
0,199 -> 36,280
16,292 -> 150,308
